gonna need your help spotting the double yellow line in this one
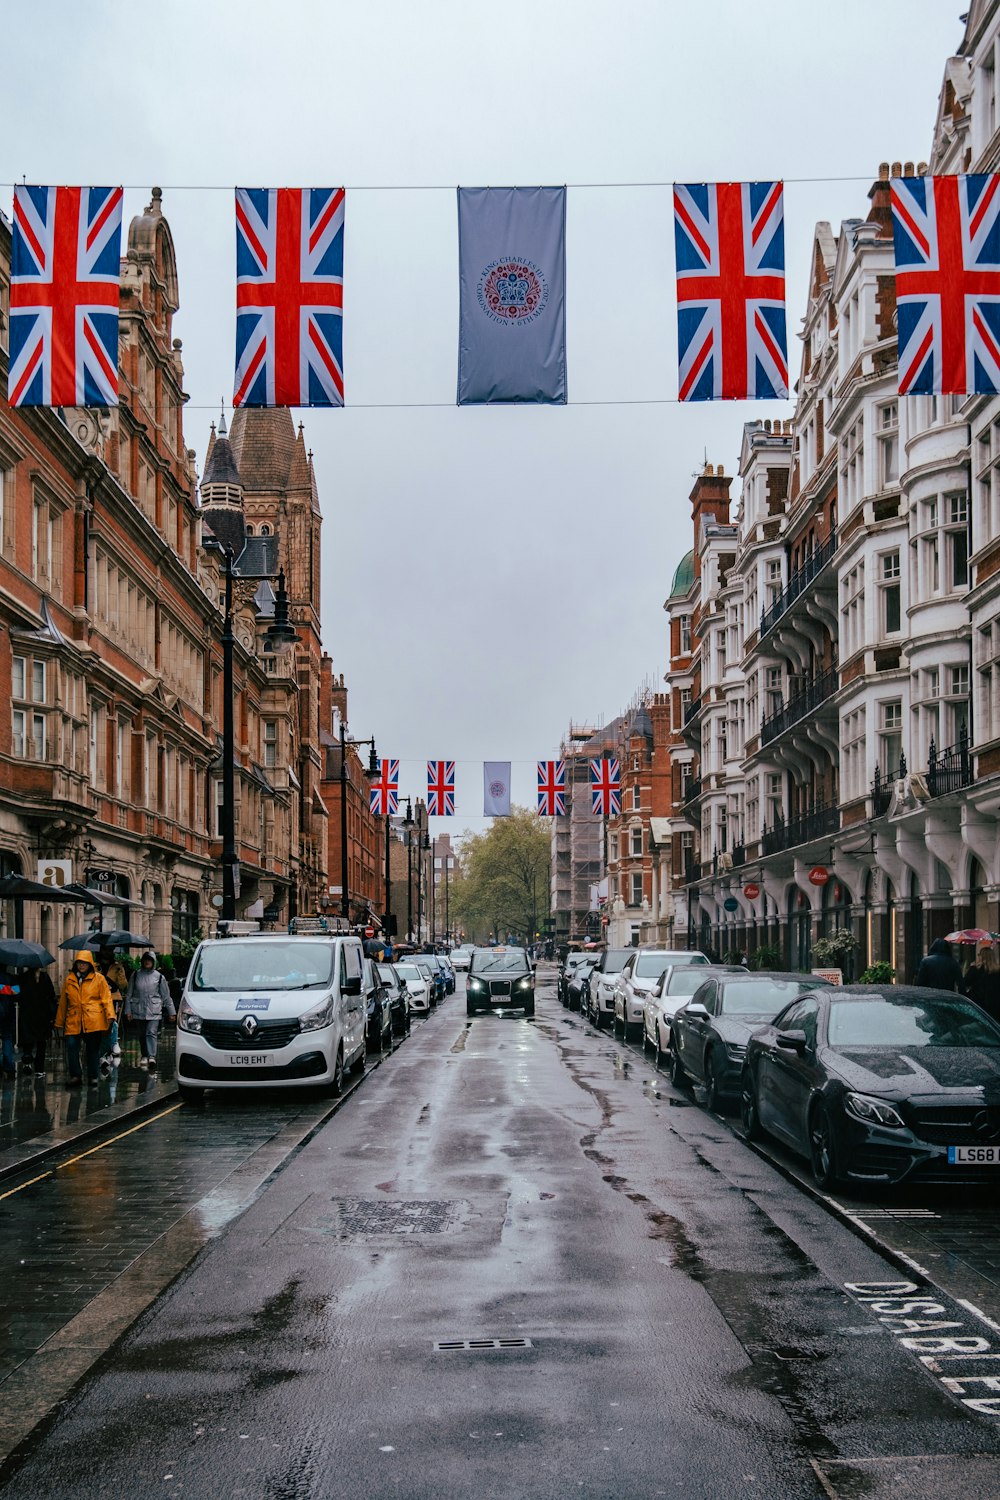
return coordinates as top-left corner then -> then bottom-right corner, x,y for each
0,1102 -> 183,1201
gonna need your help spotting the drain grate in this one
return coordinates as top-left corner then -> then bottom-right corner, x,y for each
856,1208 -> 940,1221
434,1337 -> 533,1352
336,1199 -> 460,1237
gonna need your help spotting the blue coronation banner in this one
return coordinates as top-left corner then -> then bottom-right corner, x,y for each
457,186 -> 567,405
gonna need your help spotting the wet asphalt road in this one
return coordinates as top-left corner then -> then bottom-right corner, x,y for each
3,971 -> 1000,1499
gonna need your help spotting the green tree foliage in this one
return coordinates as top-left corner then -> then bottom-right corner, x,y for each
449,809 -> 550,945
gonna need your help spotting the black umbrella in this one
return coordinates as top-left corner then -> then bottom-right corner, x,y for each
61,884 -> 143,909
59,929 -> 151,951
0,938 -> 56,968
0,874 -> 94,902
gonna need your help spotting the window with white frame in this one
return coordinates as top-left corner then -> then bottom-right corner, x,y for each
765,771 -> 783,829
630,872 -> 643,906
841,416 -> 864,514
841,706 -> 866,800
263,719 -> 278,768
977,618 -> 1000,745
764,557 -> 782,608
877,401 -> 899,489
945,663 -> 970,748
746,782 -> 760,843
877,699 -> 903,777
12,656 -> 48,762
609,833 -> 619,862
976,419 -> 1000,546
631,784 -> 641,810
765,665 -> 782,718
878,550 -> 901,635
916,492 -> 970,597
116,718 -> 129,799
840,561 -> 865,660
630,825 -> 643,856
679,614 -> 692,653
913,667 -> 940,767
0,457 -> 14,556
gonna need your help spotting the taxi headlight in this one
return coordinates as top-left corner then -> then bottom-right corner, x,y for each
517,977 -> 533,990
469,978 -> 485,992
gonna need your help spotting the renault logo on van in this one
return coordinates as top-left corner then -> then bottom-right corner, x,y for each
241,1015 -> 259,1039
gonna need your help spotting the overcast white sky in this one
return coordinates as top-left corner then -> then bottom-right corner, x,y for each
5,0 -> 965,838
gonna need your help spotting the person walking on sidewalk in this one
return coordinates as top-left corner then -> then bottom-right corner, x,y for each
55,951 -> 115,1087
915,937 -> 964,993
0,964 -> 20,1078
99,948 -> 128,1066
18,965 -> 57,1076
125,952 -> 175,1071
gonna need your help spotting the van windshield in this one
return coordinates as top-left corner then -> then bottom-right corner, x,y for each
190,941 -> 336,992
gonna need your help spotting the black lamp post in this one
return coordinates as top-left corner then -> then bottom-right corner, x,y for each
404,798 -> 414,942
430,836 -> 436,944
204,541 -> 297,923
444,841 -> 449,946
339,727 -> 378,924
384,813 -> 392,941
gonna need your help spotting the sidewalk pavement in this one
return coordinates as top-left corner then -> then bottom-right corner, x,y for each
0,1024 -> 179,1182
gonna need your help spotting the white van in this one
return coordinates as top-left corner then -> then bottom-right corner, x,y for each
176,933 -> 366,1102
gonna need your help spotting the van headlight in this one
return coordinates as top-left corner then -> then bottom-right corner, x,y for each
177,1000 -> 203,1034
300,994 -> 336,1032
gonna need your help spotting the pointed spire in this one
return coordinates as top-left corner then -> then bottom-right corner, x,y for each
219,405 -> 228,437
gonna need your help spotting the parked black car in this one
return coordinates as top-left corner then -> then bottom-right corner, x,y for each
670,972 -> 831,1111
566,960 -> 595,1013
362,957 -> 393,1052
741,983 -> 1000,1188
376,962 -> 412,1038
467,946 -> 535,1017
558,951 -> 591,1005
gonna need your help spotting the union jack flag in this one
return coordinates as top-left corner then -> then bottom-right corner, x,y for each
370,758 -> 399,818
537,760 -> 566,816
9,185 -> 123,408
673,181 -> 788,401
427,760 -> 456,817
234,187 -> 345,408
590,758 -> 621,817
892,173 -> 1000,395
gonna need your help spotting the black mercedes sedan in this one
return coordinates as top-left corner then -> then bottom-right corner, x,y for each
741,984 -> 1000,1189
670,972 -> 832,1111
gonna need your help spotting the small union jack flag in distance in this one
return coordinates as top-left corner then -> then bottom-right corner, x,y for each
892,172 -> 1000,395
427,760 -> 456,816
9,185 -> 123,407
370,758 -> 399,818
537,760 -> 566,816
590,758 -> 621,817
234,187 -> 345,408
674,181 -> 788,401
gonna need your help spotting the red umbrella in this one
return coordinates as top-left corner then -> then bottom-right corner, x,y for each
944,928 -> 995,944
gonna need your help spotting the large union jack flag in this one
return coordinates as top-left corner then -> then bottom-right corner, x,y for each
590,758 -> 621,817
234,187 -> 345,408
892,173 -> 1000,395
673,181 -> 788,401
9,186 -> 123,408
427,760 -> 456,817
537,760 -> 566,816
370,758 -> 399,818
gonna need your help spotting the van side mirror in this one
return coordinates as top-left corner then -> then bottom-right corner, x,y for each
341,975 -> 362,996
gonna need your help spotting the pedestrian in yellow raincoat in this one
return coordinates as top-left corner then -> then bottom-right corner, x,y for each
55,951 -> 115,1087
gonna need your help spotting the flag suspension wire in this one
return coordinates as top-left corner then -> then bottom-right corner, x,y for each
5,175 -> 882,192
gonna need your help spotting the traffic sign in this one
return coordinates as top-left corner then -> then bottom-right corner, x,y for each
808,866 -> 829,886
743,882 -> 760,900
364,926 -> 375,937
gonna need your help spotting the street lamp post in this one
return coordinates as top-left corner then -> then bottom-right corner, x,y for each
444,843 -> 449,946
384,814 -> 392,941
404,798 -> 414,943
203,540 -> 297,925
430,837 -> 436,945
339,727 -> 379,925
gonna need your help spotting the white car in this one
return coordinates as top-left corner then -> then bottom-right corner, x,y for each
176,933 -> 367,1102
613,949 -> 710,1041
449,945 -> 474,971
586,948 -> 634,1029
643,964 -> 740,1062
395,961 -> 433,1013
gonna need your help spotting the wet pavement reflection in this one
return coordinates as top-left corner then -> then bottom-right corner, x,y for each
0,1028 -> 177,1156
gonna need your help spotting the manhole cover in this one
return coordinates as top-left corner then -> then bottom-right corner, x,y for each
331,1198 -> 461,1237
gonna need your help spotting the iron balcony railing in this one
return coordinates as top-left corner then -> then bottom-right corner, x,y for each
761,799 -> 839,855
760,663 -> 839,747
928,728 -> 973,798
682,776 -> 702,804
683,696 -> 702,726
871,757 -> 907,817
759,528 -> 838,638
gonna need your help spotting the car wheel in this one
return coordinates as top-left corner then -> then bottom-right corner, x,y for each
466,1003 -> 478,1017
642,1024 -> 652,1053
654,1029 -> 663,1068
178,1084 -> 204,1107
809,1103 -> 840,1190
523,1001 -> 535,1018
704,1051 -> 722,1113
331,1046 -> 345,1097
669,1047 -> 688,1088
740,1071 -> 763,1140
